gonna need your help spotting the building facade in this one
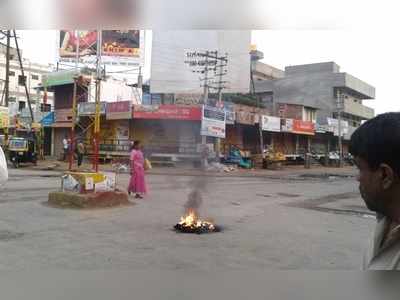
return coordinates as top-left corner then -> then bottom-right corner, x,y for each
0,51 -> 55,114
255,62 -> 375,127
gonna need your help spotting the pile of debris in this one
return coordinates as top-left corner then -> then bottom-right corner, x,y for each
206,162 -> 237,173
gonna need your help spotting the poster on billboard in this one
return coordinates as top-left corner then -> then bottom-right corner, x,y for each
261,115 -> 281,132
150,30 -> 251,94
102,30 -> 140,57
58,30 -> 144,66
59,30 -> 98,58
201,106 -> 226,138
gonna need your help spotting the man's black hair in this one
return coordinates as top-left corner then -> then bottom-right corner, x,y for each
349,112 -> 400,176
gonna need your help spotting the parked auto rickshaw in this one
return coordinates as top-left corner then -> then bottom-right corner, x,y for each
8,137 -> 37,168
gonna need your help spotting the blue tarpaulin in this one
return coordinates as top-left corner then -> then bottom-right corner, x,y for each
40,112 -> 55,126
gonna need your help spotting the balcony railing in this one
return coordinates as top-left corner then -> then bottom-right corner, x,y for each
343,98 -> 374,120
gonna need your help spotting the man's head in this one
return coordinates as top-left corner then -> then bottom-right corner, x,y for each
349,113 -> 400,216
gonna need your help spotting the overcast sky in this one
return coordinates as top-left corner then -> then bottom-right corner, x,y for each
17,30 -> 399,115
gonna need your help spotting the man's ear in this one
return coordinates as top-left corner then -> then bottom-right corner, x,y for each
379,163 -> 395,190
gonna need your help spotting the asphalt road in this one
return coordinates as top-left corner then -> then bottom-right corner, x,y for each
0,167 -> 375,270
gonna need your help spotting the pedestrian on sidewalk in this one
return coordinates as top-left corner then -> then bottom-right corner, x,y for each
62,135 -> 69,161
128,140 -> 147,199
76,140 -> 85,167
0,145 -> 7,187
350,112 -> 400,270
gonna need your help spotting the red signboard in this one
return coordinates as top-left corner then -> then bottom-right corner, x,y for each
106,101 -> 132,120
292,119 -> 315,135
133,105 -> 202,121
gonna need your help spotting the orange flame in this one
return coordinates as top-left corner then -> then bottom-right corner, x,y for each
179,209 -> 215,230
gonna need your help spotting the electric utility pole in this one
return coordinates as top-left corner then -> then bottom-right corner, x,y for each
250,58 -> 264,158
4,30 -> 10,107
336,90 -> 344,168
213,51 -> 228,162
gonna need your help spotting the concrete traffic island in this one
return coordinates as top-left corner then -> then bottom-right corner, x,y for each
48,190 -> 131,209
47,171 -> 132,209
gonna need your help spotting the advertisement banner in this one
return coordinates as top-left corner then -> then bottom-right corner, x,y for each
40,112 -> 55,127
261,115 -> 281,132
115,120 -> 130,140
327,117 -> 349,136
223,102 -> 235,125
59,30 -> 144,66
133,105 -> 202,121
0,107 -> 9,129
101,30 -> 140,57
292,120 -> 315,135
175,94 -> 203,105
315,123 -> 329,133
235,111 -> 255,125
59,30 -> 97,58
106,101 -> 132,120
281,118 -> 293,132
234,104 -> 259,125
201,106 -> 226,138
78,102 -> 106,116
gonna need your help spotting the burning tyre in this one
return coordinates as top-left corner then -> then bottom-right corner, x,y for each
174,209 -> 221,234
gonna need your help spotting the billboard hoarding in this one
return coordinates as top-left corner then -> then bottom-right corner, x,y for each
106,101 -> 132,120
223,102 -> 235,125
59,30 -> 144,66
292,120 -> 315,135
102,30 -> 140,57
327,117 -> 349,136
261,115 -> 281,132
78,102 -> 107,116
281,118 -> 293,132
133,105 -> 202,121
40,112 -> 55,126
174,94 -> 203,106
281,119 -> 315,135
151,30 -> 251,94
315,124 -> 329,133
59,30 -> 97,58
201,106 -> 226,138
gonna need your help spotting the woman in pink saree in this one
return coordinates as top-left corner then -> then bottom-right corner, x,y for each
128,141 -> 147,198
